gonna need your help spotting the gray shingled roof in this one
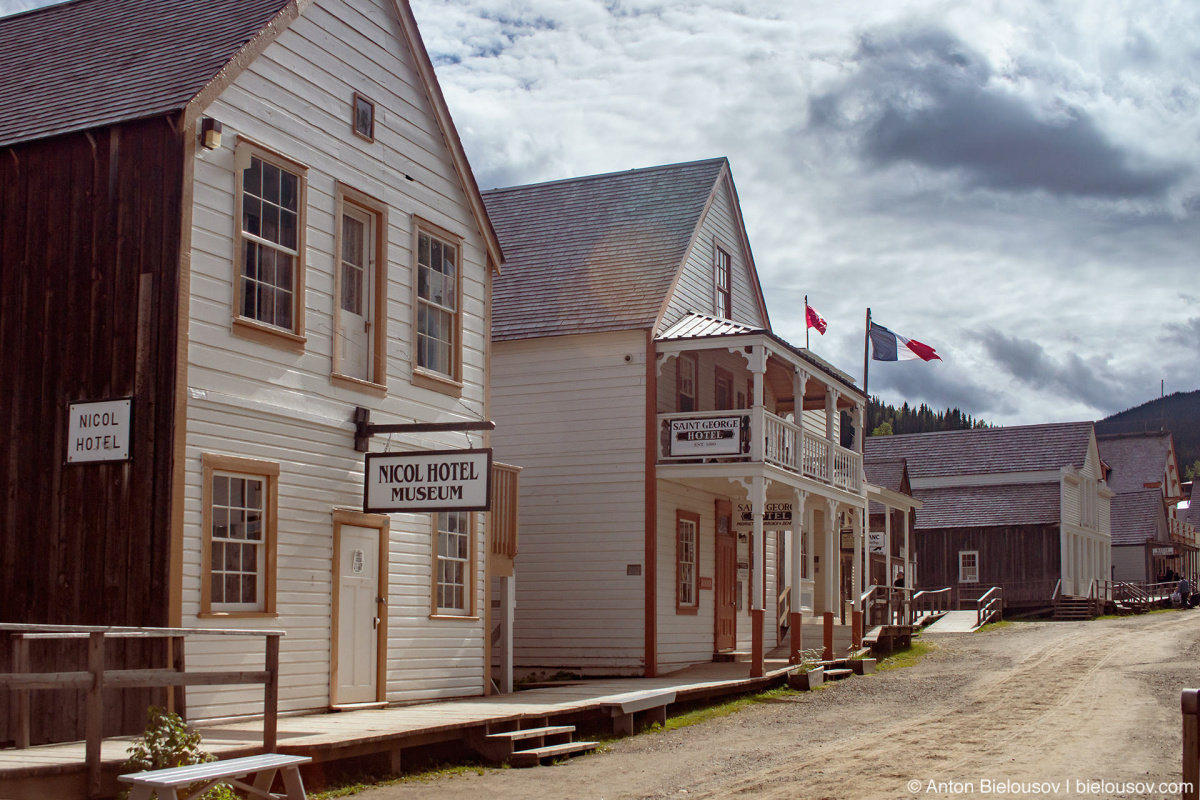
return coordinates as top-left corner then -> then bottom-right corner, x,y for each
0,0 -> 291,147
1188,482 -> 1200,526
863,422 -> 1095,479
865,458 -> 908,495
484,159 -> 727,341
1110,488 -> 1166,546
1096,432 -> 1172,495
913,482 -> 1061,529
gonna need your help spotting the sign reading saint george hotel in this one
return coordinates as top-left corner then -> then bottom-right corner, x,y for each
666,415 -> 748,458
364,448 -> 493,513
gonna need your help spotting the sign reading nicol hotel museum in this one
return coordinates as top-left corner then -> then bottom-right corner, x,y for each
364,448 -> 493,513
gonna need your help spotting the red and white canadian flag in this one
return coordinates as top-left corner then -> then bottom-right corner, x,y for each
805,304 -> 827,335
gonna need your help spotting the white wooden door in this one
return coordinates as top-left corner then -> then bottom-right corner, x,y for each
338,206 -> 373,381
336,525 -> 379,704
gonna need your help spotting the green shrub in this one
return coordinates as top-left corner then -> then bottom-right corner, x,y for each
121,707 -> 237,800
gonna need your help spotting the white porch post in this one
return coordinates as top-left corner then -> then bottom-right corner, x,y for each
852,504 -> 864,646
751,346 -> 767,462
789,488 -> 807,663
825,389 -> 839,481
823,497 -> 839,660
751,474 -> 767,677
903,506 -> 911,621
884,500 -> 893,623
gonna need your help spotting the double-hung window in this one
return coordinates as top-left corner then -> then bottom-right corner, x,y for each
434,511 -> 472,616
714,245 -> 732,319
677,510 -> 699,613
235,142 -> 307,344
201,454 -> 279,616
677,353 -> 697,412
413,220 -> 463,393
959,550 -> 979,584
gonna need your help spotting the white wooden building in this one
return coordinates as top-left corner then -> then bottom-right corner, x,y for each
0,0 -> 515,730
485,160 -> 871,678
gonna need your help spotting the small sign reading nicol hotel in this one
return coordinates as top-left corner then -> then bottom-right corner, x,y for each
66,398 -> 132,463
364,448 -> 493,513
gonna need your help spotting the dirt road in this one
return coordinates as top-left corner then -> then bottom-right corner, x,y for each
360,611 -> 1199,799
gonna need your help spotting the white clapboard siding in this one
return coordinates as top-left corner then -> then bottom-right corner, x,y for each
660,174 -> 766,333
182,0 -> 493,721
491,332 -> 648,671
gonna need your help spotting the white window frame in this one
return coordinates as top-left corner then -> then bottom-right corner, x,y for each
958,550 -> 979,584
232,140 -> 308,348
412,217 -> 464,396
433,511 -> 474,617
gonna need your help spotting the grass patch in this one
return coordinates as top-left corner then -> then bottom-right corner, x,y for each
875,639 -> 935,672
976,620 -> 1012,633
309,763 -> 494,799
658,685 -> 802,733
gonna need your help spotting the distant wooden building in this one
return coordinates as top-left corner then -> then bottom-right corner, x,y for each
1097,432 -> 1196,583
863,423 -> 1113,611
485,160 -> 871,678
863,458 -> 921,622
0,0 -> 513,746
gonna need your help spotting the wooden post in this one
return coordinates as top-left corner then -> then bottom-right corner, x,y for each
86,631 -> 105,799
499,575 -> 515,693
1185,689 -> 1199,800
264,634 -> 280,752
12,635 -> 30,749
171,636 -> 187,720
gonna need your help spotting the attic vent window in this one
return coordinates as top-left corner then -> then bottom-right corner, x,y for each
353,93 -> 375,142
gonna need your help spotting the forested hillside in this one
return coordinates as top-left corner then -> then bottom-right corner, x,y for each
1097,390 -> 1200,477
864,396 -> 990,437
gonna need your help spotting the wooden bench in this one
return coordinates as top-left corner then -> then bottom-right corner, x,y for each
118,753 -> 311,800
600,689 -> 676,736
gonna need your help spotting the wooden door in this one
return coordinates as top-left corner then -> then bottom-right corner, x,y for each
336,525 -> 380,704
715,500 -> 736,651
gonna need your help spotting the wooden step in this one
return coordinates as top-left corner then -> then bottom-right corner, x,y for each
509,740 -> 600,767
824,668 -> 853,680
486,725 -> 575,743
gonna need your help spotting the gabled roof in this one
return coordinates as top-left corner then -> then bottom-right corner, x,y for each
865,458 -> 909,495
1096,431 -> 1173,495
862,422 -> 1095,479
1189,482 -> 1200,527
0,0 -> 503,269
913,482 -> 1061,529
484,159 -> 731,341
1110,488 -> 1167,546
0,0 -> 295,148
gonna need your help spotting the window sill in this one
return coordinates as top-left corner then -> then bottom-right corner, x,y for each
198,611 -> 279,619
412,368 -> 463,398
232,317 -> 307,353
428,614 -> 479,621
331,372 -> 387,397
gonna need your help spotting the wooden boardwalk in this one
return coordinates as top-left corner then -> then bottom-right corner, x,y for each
0,630 -> 857,800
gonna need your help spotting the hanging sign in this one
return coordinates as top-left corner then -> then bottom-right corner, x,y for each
364,448 -> 492,513
667,415 -> 746,457
735,502 -> 794,530
868,531 -> 885,553
1151,546 -> 1175,556
66,398 -> 132,464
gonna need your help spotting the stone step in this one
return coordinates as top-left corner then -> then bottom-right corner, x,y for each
509,740 -> 600,767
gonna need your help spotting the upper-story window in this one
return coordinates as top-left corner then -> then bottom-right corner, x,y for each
677,353 -> 697,412
714,245 -> 732,319
413,219 -> 463,395
715,367 -> 734,410
235,142 -> 307,345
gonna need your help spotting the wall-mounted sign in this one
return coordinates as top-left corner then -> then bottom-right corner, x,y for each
699,576 -> 713,591
868,531 -> 885,553
66,398 -> 132,464
840,531 -> 854,550
364,448 -> 492,513
667,415 -> 746,457
1152,546 -> 1175,556
735,502 -> 794,530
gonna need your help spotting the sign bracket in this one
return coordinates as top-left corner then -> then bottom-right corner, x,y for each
354,406 -> 495,452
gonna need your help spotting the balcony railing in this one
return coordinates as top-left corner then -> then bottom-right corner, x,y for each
1170,517 -> 1197,547
658,409 -> 862,493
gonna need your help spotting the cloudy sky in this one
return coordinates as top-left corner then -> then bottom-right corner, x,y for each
5,0 -> 1197,426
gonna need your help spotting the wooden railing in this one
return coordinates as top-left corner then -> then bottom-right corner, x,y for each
0,623 -> 283,799
777,586 -> 791,643
911,587 -> 951,622
656,410 -> 863,494
490,462 -> 521,562
975,586 -> 1004,627
1170,517 -> 1197,546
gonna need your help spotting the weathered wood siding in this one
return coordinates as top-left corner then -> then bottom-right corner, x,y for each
914,525 -> 1062,608
660,175 -> 765,332
490,331 -> 647,673
181,0 -> 492,719
0,119 -> 184,743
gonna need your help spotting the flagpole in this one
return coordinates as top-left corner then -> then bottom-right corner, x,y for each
805,295 -> 810,350
863,307 -> 871,402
